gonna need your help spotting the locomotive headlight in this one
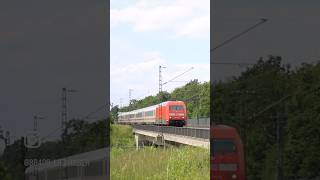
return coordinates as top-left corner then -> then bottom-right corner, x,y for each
231,174 -> 237,179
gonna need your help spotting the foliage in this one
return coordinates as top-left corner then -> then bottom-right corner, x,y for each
0,139 -> 24,180
109,124 -> 209,179
110,105 -> 119,124
110,124 -> 135,148
1,118 -> 108,179
118,79 -> 210,119
213,55 -> 320,179
0,161 -> 12,180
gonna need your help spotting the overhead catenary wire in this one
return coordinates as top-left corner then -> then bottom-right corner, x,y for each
84,104 -> 108,119
211,18 -> 268,52
211,62 -> 255,66
249,83 -> 320,120
122,67 -> 195,104
162,67 -> 194,85
41,103 -> 109,141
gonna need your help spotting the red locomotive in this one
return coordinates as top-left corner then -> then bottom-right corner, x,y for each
211,125 -> 245,180
118,101 -> 187,126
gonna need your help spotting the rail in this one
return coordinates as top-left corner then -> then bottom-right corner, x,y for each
132,125 -> 209,139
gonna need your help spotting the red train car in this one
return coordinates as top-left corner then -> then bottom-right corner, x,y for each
211,125 -> 245,180
118,101 -> 187,126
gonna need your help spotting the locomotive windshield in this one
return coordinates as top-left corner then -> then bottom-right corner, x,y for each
169,105 -> 184,110
212,139 -> 236,153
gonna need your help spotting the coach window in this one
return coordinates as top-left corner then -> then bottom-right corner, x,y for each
145,111 -> 153,116
136,112 -> 143,118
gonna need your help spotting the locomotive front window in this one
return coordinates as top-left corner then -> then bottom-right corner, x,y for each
169,105 -> 184,110
212,139 -> 236,153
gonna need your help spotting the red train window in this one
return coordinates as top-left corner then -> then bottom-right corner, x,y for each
212,139 -> 236,153
169,105 -> 184,110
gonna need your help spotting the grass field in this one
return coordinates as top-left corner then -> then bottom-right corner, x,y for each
110,124 -> 210,180
110,124 -> 135,147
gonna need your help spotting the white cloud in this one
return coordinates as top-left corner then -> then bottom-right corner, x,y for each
111,51 -> 166,105
111,51 -> 166,78
111,0 -> 209,39
110,0 -> 210,105
161,63 -> 210,92
111,51 -> 209,106
174,15 -> 210,38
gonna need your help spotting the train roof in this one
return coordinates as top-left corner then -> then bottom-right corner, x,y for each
118,100 -> 185,115
211,124 -> 239,138
119,104 -> 158,116
25,148 -> 108,173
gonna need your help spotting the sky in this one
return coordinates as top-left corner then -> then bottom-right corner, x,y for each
212,0 -> 320,81
1,0 -> 319,151
110,0 -> 210,107
0,0 -> 108,144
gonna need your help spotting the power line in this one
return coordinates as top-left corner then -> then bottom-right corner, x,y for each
84,104 -> 108,119
120,66 -> 195,104
41,127 -> 61,141
211,18 -> 268,52
41,103 -> 109,141
211,62 -> 255,66
134,90 -> 155,100
163,67 -> 194,85
250,84 -> 320,120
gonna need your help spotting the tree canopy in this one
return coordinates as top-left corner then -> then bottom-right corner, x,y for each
112,79 -> 210,121
213,55 -> 320,179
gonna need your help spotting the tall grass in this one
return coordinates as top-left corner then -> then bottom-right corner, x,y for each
110,124 -> 135,147
110,124 -> 209,179
111,147 -> 209,180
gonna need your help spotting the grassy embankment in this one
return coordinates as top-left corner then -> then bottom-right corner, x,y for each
110,124 -> 209,180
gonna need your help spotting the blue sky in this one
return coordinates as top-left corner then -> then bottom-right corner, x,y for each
111,0 -> 210,107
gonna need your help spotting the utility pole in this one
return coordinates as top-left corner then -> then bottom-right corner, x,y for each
5,131 -> 10,147
0,126 -> 3,140
21,136 -> 27,174
33,115 -> 45,132
129,89 -> 133,105
61,87 -> 77,142
61,87 -> 67,138
159,66 -> 166,125
119,98 -> 123,108
159,66 -> 166,93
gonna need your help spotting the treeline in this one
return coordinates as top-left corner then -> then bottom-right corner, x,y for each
111,79 -> 210,123
213,55 -> 320,179
0,118 -> 108,180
